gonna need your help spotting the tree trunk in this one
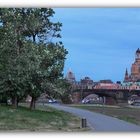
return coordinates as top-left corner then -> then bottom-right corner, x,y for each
33,35 -> 36,42
30,97 -> 36,110
11,96 -> 18,108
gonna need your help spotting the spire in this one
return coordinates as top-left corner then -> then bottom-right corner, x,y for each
125,68 -> 128,76
124,68 -> 129,82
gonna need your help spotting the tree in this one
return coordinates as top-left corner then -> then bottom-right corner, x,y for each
0,20 -> 25,107
0,8 -> 68,109
44,78 -> 73,104
19,8 -> 67,109
26,42 -> 68,110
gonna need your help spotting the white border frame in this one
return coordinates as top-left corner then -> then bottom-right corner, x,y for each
1,0 -> 140,7
0,1 -> 140,140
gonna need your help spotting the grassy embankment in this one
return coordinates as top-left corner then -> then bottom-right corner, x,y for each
70,104 -> 140,126
0,104 -> 89,132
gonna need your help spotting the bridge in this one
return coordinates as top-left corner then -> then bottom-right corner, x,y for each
71,88 -> 140,105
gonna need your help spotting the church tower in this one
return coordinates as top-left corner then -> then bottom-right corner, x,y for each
124,68 -> 129,82
66,69 -> 76,83
125,48 -> 140,82
135,48 -> 140,60
131,48 -> 140,81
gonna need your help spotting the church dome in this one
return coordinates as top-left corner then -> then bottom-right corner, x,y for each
136,48 -> 140,54
66,69 -> 75,82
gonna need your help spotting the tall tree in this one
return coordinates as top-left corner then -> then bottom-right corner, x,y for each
19,8 -> 67,109
0,8 -> 68,109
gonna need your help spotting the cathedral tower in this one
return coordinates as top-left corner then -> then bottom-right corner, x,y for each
124,48 -> 140,82
66,69 -> 76,83
124,68 -> 129,82
135,48 -> 140,60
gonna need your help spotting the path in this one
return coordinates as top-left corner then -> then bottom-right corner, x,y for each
47,104 -> 140,132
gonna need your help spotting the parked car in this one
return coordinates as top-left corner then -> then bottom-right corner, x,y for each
82,98 -> 103,104
130,99 -> 140,106
128,95 -> 140,106
82,99 -> 89,104
48,99 -> 57,103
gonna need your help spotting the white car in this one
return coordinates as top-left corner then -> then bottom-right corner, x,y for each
81,99 -> 89,104
48,99 -> 57,103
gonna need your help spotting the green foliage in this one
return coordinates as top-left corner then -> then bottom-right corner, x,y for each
46,79 -> 73,104
0,8 -> 68,108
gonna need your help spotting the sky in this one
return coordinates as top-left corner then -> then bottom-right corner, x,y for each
53,8 -> 140,82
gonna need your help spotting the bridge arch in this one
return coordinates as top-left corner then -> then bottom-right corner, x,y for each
71,89 -> 118,104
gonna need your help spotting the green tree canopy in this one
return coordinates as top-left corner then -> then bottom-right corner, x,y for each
0,8 -> 68,109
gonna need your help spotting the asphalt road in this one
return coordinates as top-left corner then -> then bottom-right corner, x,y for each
47,104 -> 140,132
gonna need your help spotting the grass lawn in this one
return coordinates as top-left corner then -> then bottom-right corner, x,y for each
70,104 -> 140,126
0,104 -> 88,132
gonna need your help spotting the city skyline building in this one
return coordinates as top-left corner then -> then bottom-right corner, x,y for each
65,68 -> 76,83
65,49 -> 140,90
54,8 -> 140,82
124,48 -> 140,82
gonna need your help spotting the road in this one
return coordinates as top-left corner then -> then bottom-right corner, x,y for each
47,104 -> 140,132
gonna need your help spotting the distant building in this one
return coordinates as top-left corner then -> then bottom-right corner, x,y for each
124,48 -> 140,82
80,77 -> 94,89
65,70 -> 95,89
93,79 -> 120,89
94,82 -> 120,89
99,79 -> 113,84
121,82 -> 140,90
81,77 -> 93,84
116,81 -> 121,84
65,69 -> 76,83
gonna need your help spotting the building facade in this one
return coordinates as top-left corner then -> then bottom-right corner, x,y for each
65,69 -> 76,83
94,80 -> 121,89
124,48 -> 140,82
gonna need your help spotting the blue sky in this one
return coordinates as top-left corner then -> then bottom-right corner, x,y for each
53,8 -> 140,82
